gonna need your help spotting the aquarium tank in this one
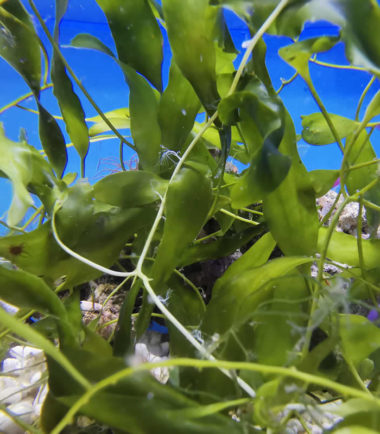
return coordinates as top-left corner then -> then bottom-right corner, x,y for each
1,0 -> 380,432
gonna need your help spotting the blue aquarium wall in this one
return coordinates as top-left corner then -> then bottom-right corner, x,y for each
0,0 -> 379,229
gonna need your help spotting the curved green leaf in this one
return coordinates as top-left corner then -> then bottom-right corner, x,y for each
0,265 -> 66,318
70,32 -> 115,57
253,275 -> 309,365
215,232 -> 276,290
0,0 -> 41,94
166,274 -> 205,357
87,108 -> 130,137
152,167 -> 212,286
158,62 -> 200,151
231,138 -> 291,208
180,226 -> 262,267
345,130 -> 380,233
333,400 -> 380,433
203,256 -> 313,335
302,113 -> 359,145
219,85 -> 290,207
162,0 -> 220,112
263,112 -> 319,256
334,425 -> 380,434
94,170 -> 168,207
37,103 -> 67,177
123,64 -> 162,171
87,108 -> 129,123
362,90 -> 380,126
51,0 -> 89,161
95,0 -> 163,90
89,116 -> 130,137
339,314 -> 380,365
317,227 -> 380,270
279,36 -> 340,81
309,169 -> 340,197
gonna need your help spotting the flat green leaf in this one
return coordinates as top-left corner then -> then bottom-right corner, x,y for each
37,103 -> 67,177
162,0 -> 220,112
309,169 -> 340,197
253,275 -> 309,365
317,227 -> 380,270
87,107 -> 130,136
334,426 -> 380,434
89,117 -> 130,137
333,399 -> 380,419
215,232 -> 276,289
231,139 -> 291,208
301,113 -> 359,145
166,274 -> 205,357
52,0 -> 89,160
158,62 -> 200,151
93,170 -> 168,207
192,123 -> 221,149
263,112 -> 319,256
87,107 -> 129,123
95,0 -> 163,90
0,265 -> 66,318
279,36 -> 340,81
218,85 -> 281,136
123,64 -> 162,171
152,167 -> 212,287
339,314 -> 380,365
191,123 -> 248,164
70,32 -> 115,57
0,124 -> 58,225
219,85 -> 291,207
179,226 -> 262,267
0,265 -> 76,345
203,256 -> 312,335
81,326 -> 113,357
0,0 -> 41,94
250,37 -> 276,93
362,90 -> 380,126
345,130 -> 380,234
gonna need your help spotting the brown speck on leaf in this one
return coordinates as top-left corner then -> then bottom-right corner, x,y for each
9,245 -> 23,256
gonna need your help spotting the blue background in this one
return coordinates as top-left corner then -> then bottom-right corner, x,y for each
1,0 -> 379,231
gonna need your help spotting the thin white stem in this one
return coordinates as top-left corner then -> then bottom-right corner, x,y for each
138,273 -> 256,397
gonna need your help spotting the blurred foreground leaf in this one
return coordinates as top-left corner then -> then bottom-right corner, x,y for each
302,113 -> 359,145
0,124 -> 58,225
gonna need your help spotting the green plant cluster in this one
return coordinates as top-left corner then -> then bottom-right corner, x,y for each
1,0 -> 380,432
